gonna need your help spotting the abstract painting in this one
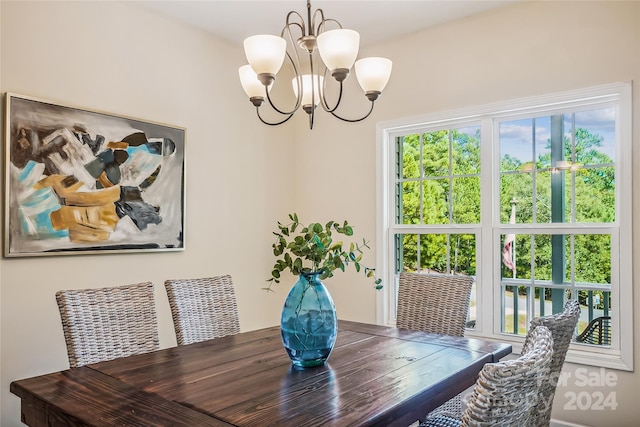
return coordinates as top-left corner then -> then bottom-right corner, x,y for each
4,93 -> 185,257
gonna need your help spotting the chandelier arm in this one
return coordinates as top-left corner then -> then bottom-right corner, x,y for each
284,11 -> 305,36
317,17 -> 342,34
280,17 -> 307,114
312,8 -> 325,35
310,53 -> 318,112
316,65 -> 329,111
256,107 -> 295,126
264,50 -> 303,115
282,22 -> 304,38
329,100 -> 376,123
318,77 -> 344,114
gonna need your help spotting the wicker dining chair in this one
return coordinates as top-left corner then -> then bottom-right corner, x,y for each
55,282 -> 160,368
397,272 -> 474,337
524,299 -> 580,426
397,272 -> 474,419
422,325 -> 555,427
164,275 -> 240,345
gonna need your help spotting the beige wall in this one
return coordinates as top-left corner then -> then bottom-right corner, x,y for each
0,1 -> 295,425
293,1 -> 640,426
1,1 -> 638,426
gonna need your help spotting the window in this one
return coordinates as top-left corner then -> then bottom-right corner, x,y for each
376,83 -> 632,370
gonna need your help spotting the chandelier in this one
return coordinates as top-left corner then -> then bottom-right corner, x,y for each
238,0 -> 393,129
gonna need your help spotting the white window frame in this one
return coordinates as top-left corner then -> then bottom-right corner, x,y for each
376,82 -> 633,371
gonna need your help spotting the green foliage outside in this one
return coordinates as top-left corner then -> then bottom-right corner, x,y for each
399,128 -> 480,275
398,121 -> 614,312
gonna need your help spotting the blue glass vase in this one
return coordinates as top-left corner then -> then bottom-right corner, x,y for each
280,272 -> 337,368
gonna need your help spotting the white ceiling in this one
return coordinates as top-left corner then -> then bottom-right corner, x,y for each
136,0 -> 519,47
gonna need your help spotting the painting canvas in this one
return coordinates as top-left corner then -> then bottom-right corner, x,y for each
4,93 -> 185,257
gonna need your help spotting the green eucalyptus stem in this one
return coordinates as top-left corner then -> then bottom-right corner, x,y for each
264,213 -> 382,292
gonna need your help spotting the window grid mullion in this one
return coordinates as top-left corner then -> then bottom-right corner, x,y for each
381,82 -> 631,371
419,133 -> 424,224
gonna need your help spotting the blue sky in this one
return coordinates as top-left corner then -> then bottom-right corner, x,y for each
499,107 -> 616,163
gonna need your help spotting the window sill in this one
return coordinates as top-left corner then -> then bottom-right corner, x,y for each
464,329 -> 633,371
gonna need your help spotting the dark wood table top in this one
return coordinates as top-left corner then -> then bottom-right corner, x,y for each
11,320 -> 511,427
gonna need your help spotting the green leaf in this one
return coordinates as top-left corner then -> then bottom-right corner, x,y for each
330,241 -> 343,251
313,235 -> 325,250
266,214 -> 381,292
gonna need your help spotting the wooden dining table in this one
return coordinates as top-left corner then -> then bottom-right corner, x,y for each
11,320 -> 511,427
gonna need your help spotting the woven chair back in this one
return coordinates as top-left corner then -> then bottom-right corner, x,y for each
461,325 -> 554,426
56,282 -> 159,368
525,299 -> 581,426
164,275 -> 240,345
397,272 -> 474,337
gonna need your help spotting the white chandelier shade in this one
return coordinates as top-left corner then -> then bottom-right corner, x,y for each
238,65 -> 268,99
238,0 -> 392,129
316,29 -> 360,77
292,74 -> 325,108
355,57 -> 393,94
243,35 -> 287,78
